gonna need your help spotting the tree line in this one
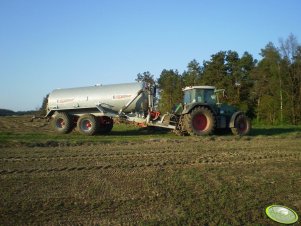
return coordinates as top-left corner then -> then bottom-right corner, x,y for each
136,34 -> 301,125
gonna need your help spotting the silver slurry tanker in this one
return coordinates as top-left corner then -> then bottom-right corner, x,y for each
46,82 -> 174,135
47,82 -> 147,115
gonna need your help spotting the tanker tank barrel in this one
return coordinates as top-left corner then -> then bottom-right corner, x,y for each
47,82 -> 147,116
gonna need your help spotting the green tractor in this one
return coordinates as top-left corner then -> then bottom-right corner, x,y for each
173,86 -> 251,136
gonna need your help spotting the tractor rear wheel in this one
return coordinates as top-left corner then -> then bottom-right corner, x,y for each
231,114 -> 251,136
77,114 -> 99,136
184,107 -> 215,136
52,112 -> 73,134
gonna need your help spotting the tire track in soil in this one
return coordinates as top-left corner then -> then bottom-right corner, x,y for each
1,146 -> 299,162
0,147 -> 191,162
1,153 -> 300,175
1,140 -> 300,175
19,195 -> 166,225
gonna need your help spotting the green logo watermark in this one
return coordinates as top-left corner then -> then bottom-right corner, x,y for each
266,205 -> 299,224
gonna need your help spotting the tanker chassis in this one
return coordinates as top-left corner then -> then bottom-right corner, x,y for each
46,82 -> 251,136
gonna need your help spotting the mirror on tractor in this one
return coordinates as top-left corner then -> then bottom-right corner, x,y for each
183,86 -> 216,105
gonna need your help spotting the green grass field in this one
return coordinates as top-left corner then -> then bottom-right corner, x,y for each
1,116 -> 300,147
0,116 -> 301,225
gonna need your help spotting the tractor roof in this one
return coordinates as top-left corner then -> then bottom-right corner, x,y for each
183,86 -> 216,91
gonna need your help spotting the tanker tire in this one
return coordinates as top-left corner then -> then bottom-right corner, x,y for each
231,114 -> 251,136
103,123 -> 113,133
77,114 -> 99,136
52,112 -> 73,134
99,117 -> 114,134
184,106 -> 215,136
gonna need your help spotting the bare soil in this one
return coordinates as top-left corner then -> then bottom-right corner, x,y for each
0,116 -> 300,225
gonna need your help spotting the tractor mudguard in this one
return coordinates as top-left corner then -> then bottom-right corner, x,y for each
230,111 -> 244,128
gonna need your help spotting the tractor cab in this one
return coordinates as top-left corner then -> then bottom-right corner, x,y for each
183,86 -> 217,105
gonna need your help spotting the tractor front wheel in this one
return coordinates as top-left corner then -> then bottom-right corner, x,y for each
184,107 -> 215,136
231,114 -> 251,136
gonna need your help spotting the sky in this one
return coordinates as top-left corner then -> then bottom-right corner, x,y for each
0,0 -> 301,111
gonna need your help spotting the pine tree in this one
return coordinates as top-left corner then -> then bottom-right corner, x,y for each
157,69 -> 183,113
182,59 -> 202,86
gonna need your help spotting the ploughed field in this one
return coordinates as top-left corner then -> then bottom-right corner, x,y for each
0,116 -> 301,225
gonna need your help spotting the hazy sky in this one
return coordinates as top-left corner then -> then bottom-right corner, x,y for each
1,0 -> 301,111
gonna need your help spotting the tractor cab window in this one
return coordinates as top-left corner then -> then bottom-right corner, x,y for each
195,89 -> 204,103
185,89 -> 204,104
183,90 -> 192,104
184,88 -> 216,104
204,89 -> 216,104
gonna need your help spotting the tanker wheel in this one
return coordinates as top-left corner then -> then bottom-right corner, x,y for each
184,107 -> 215,136
99,116 -> 114,134
77,114 -> 99,136
52,112 -> 73,134
231,114 -> 251,136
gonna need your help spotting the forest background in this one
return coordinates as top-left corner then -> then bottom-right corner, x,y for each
136,34 -> 301,125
